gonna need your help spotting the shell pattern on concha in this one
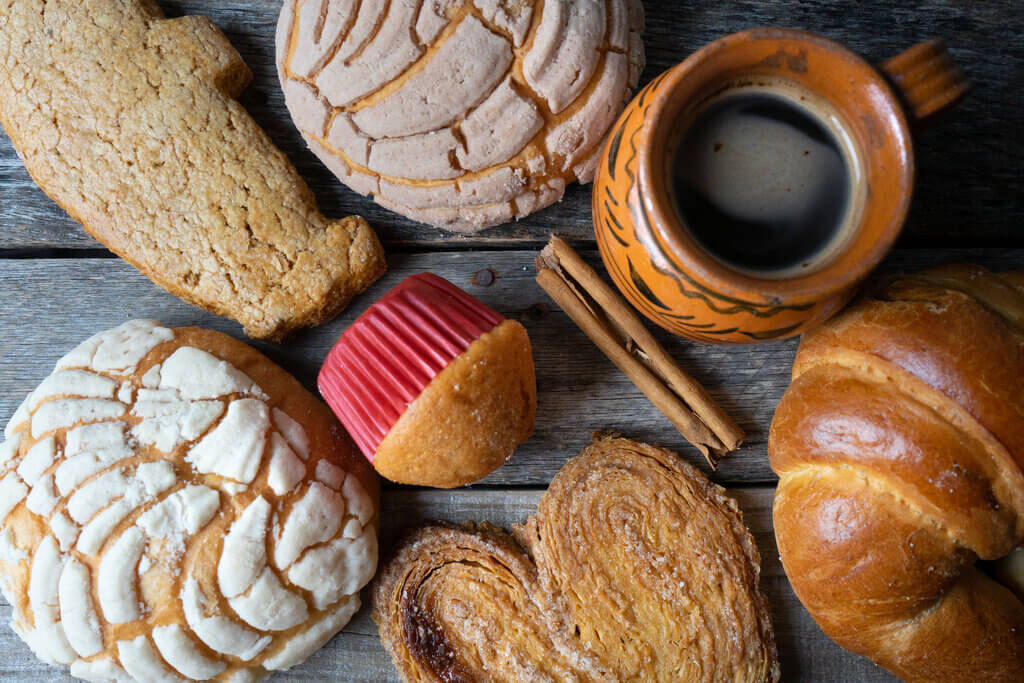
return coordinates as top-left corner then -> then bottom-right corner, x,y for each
0,320 -> 378,682
277,0 -> 646,233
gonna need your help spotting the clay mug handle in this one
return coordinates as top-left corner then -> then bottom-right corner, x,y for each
879,39 -> 971,126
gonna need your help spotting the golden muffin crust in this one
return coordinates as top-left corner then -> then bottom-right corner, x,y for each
373,319 -> 536,488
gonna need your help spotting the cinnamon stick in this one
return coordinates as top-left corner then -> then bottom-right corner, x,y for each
535,236 -> 744,467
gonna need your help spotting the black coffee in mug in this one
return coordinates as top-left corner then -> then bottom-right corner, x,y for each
670,83 -> 860,277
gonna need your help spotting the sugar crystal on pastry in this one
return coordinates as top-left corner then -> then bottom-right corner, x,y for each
373,435 -> 780,681
0,2 -> 386,340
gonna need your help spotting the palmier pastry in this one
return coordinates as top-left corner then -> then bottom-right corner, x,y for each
770,265 -> 1024,682
0,320 -> 380,680
373,435 -> 780,681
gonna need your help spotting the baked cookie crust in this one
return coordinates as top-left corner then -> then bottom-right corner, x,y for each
0,0 -> 386,340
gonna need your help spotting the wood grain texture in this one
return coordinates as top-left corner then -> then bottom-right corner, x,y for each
0,487 -> 899,682
0,2 -> 1019,678
0,0 -> 1020,250
2,248 -> 1021,487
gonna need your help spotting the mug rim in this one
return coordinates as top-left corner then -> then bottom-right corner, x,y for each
639,27 -> 915,304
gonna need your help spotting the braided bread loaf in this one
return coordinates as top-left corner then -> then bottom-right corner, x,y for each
769,265 -> 1024,682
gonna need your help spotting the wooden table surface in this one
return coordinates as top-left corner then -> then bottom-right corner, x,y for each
1,1 -> 1021,681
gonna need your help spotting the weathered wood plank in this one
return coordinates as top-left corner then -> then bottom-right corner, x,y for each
1,248 -> 1021,487
0,487 -> 899,682
0,0 -> 1020,250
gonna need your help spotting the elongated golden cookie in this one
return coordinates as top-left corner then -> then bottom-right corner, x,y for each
373,435 -> 780,682
0,0 -> 385,340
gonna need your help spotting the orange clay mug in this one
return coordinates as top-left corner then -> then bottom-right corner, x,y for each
593,29 -> 970,343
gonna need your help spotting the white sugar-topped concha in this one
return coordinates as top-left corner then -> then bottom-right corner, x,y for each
0,320 -> 380,682
276,0 -> 645,233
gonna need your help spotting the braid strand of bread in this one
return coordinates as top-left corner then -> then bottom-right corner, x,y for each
769,265 -> 1024,682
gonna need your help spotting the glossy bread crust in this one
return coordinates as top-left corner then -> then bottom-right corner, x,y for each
770,265 -> 1024,682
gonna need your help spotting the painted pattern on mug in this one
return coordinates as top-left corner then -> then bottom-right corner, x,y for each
594,75 -> 837,344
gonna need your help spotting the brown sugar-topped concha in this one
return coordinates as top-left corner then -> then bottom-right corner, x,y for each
0,320 -> 380,681
276,0 -> 646,233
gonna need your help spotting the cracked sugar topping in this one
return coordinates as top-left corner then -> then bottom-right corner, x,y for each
0,320 -> 378,681
278,0 -> 646,232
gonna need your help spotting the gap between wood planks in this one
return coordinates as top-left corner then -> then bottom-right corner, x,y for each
5,238 -> 1024,261
1,250 -> 1021,487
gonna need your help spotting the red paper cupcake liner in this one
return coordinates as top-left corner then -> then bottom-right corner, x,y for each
318,273 -> 504,462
